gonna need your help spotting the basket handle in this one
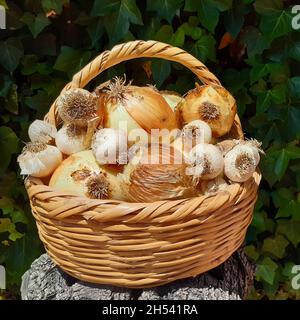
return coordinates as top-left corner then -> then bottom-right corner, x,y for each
46,40 -> 221,125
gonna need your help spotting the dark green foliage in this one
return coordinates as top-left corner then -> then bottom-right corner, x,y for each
0,0 -> 299,299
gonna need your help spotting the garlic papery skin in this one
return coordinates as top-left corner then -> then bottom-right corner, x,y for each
199,175 -> 228,195
186,143 -> 224,180
28,120 -> 57,144
182,120 -> 212,145
102,77 -> 178,137
91,128 -> 128,165
216,139 -> 237,156
179,85 -> 237,137
224,145 -> 258,182
57,88 -> 100,127
18,142 -> 62,178
121,144 -> 197,202
55,124 -> 87,155
49,150 -> 125,200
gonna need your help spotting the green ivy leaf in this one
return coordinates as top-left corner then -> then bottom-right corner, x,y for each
0,38 -> 24,72
242,27 -> 269,58
284,106 -> 300,140
21,13 -> 51,39
0,127 -> 18,176
245,245 -> 260,261
93,0 -> 143,44
224,0 -> 248,37
189,33 -> 216,63
87,19 -> 104,48
0,75 -> 12,98
147,0 -> 183,24
91,0 -> 120,15
4,84 -> 18,114
41,0 -> 69,14
209,0 -> 233,11
197,1 -> 220,33
256,257 -> 278,285
277,220 -> 300,247
54,46 -> 92,77
254,0 -> 283,15
274,149 -> 289,180
262,234 -> 289,258
0,218 -> 23,241
24,90 -> 51,118
4,226 -> 42,285
276,200 -> 300,219
152,60 -> 171,87
288,77 -> 300,99
259,10 -> 292,42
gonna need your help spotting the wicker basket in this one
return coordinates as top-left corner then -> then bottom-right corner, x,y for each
25,40 -> 261,288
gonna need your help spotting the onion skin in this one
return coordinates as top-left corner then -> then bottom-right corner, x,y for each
103,85 -> 178,135
122,144 -> 197,202
179,85 -> 237,137
49,150 -> 125,200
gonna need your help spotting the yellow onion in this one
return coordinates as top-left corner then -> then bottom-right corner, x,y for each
178,84 -> 237,137
161,90 -> 183,112
121,144 -> 197,202
49,150 -> 125,200
101,77 -> 178,145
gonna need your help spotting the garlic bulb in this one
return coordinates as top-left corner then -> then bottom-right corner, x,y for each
182,120 -> 212,145
199,175 -> 228,195
121,144 -> 197,202
57,88 -> 100,127
101,77 -> 178,144
161,91 -> 183,112
18,142 -> 62,178
178,85 -> 236,137
224,144 -> 259,182
55,124 -> 88,155
49,150 -> 125,200
28,120 -> 57,144
186,143 -> 224,180
91,128 -> 128,165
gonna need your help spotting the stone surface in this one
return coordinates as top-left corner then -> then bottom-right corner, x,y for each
21,248 -> 255,300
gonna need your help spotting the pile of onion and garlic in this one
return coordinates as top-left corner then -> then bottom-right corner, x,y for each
18,77 -> 263,202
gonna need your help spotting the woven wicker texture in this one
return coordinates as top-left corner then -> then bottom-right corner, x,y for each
25,40 -> 261,288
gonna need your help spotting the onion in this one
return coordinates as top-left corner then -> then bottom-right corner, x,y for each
49,150 -> 125,200
178,84 -> 237,137
101,77 -> 178,145
121,144 -> 197,202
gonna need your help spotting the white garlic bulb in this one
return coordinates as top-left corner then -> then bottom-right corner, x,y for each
182,120 -> 212,145
186,143 -> 224,180
91,128 -> 128,165
224,144 -> 259,182
18,142 -> 62,178
199,176 -> 228,195
28,120 -> 57,144
55,124 -> 87,155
